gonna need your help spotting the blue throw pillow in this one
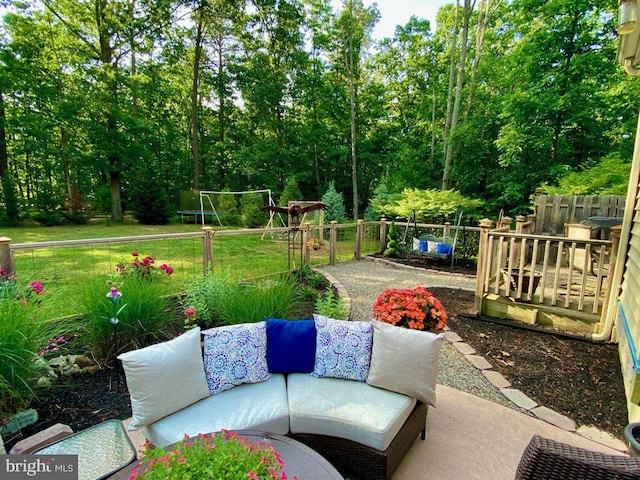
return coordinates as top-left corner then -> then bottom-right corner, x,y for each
437,243 -> 452,255
266,318 -> 317,373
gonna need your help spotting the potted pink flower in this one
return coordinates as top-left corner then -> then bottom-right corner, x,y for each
129,431 -> 295,480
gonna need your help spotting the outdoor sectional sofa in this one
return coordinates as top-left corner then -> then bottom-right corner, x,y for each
118,317 -> 444,480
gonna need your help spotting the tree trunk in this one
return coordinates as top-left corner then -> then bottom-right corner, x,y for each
442,0 -> 471,191
191,12 -> 204,191
60,127 -> 72,212
96,0 -> 123,221
347,0 -> 358,220
465,0 -> 494,118
442,0 -> 460,176
550,11 -> 579,165
0,91 -> 19,224
431,85 -> 437,168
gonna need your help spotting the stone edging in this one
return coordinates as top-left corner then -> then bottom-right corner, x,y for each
314,268 -> 352,320
363,255 -> 477,279
442,326 -> 627,452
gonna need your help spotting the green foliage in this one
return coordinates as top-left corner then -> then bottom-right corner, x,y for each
129,172 -> 172,225
184,272 -> 300,328
377,189 -> 482,223
216,193 -> 240,226
321,181 -> 346,223
364,182 -> 395,221
137,432 -> 287,480
78,277 -> 175,365
384,220 -> 400,257
239,193 -> 268,228
543,155 -> 631,196
294,284 -> 318,302
0,278 -> 65,417
279,177 -> 303,206
315,289 -> 348,320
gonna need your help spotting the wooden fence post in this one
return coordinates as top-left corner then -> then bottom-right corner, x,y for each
201,226 -> 213,275
600,225 -> 622,327
329,221 -> 337,266
444,222 -> 451,238
355,220 -> 363,260
501,216 -> 513,231
379,218 -> 387,253
302,224 -> 311,266
0,237 -> 13,275
474,219 -> 492,315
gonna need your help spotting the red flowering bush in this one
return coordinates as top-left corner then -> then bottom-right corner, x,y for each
116,252 -> 173,280
373,286 -> 447,331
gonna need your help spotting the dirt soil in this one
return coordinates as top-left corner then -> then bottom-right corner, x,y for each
430,287 -> 628,442
3,282 -> 629,451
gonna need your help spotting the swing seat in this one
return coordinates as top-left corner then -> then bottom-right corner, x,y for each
410,235 -> 454,260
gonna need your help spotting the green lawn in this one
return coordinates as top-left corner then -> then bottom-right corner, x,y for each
2,220 -> 381,316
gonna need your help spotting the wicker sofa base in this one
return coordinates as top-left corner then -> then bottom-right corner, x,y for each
290,401 -> 428,480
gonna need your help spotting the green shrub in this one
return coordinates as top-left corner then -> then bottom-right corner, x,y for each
78,276 -> 175,365
543,154 -> 631,196
129,171 -> 172,225
216,193 -> 240,226
315,289 -> 348,320
240,193 -> 268,228
321,181 -> 346,223
384,220 -> 400,257
375,188 -> 482,224
294,284 -> 318,302
184,272 -> 300,327
0,278 -> 65,417
279,177 -> 303,206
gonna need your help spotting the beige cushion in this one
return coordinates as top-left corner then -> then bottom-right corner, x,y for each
287,373 -> 416,451
366,320 -> 443,407
118,327 -> 210,430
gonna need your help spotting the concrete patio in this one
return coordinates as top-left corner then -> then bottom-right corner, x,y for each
393,383 -> 625,480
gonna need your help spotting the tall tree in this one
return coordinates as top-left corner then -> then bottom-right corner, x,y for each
442,0 -> 472,191
332,0 -> 378,218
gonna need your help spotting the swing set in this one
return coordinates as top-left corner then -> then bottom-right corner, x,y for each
401,211 -> 464,268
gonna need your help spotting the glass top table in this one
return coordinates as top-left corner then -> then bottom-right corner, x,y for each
33,419 -> 137,480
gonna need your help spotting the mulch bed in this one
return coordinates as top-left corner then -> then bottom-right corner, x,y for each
430,286 -> 628,442
3,272 -> 629,451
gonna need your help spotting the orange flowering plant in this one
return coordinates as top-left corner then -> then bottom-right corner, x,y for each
373,286 -> 447,331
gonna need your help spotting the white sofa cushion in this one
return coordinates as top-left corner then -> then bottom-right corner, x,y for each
287,373 -> 417,451
117,327 -> 210,430
142,374 -> 289,448
367,320 -> 444,407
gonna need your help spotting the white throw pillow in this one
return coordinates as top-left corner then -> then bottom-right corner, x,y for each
118,327 -> 210,430
413,237 -> 421,250
366,320 -> 444,406
427,241 -> 438,253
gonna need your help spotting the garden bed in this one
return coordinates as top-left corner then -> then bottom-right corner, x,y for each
2,287 -> 628,451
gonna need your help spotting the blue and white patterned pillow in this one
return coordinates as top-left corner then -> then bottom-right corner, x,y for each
202,322 -> 271,395
312,314 -> 373,382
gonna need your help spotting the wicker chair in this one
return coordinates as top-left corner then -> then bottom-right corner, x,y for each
515,435 -> 640,480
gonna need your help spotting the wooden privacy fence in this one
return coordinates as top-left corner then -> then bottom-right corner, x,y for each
532,189 -> 626,236
474,219 -> 621,332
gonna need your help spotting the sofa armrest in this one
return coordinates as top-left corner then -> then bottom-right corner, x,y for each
515,435 -> 640,480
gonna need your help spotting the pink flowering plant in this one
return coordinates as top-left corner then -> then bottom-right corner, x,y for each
129,431 -> 296,480
306,237 -> 328,251
116,253 -> 174,280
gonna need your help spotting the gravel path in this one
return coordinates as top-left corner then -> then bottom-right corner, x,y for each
320,259 -> 518,410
